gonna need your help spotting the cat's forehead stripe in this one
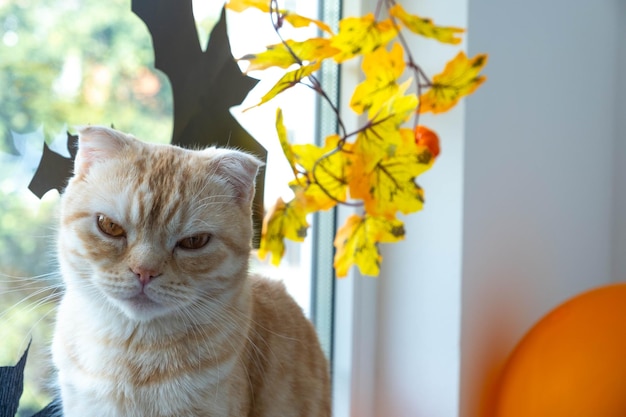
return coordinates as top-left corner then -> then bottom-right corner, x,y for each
133,147 -> 194,229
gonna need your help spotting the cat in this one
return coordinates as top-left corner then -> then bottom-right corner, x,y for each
51,126 -> 331,417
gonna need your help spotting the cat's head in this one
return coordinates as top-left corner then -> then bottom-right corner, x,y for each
58,126 -> 262,322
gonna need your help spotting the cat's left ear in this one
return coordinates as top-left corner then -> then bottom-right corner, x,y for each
207,149 -> 263,206
74,126 -> 134,176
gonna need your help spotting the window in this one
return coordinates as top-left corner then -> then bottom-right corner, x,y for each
0,0 -> 338,415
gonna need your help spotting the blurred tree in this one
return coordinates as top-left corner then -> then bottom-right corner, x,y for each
0,0 -> 174,147
0,0 -> 181,414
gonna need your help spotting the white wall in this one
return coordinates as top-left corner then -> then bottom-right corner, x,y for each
374,0 -> 468,416
462,0 -> 620,415
614,1 -> 626,283
353,1 -> 623,417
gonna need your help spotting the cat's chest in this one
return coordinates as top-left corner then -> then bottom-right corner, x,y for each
52,300 -> 248,417
59,377 -> 235,417
55,338 -> 244,417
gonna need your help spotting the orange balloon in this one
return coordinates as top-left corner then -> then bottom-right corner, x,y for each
494,283 -> 626,417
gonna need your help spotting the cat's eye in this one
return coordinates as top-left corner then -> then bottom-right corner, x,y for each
177,234 -> 211,250
97,215 -> 126,238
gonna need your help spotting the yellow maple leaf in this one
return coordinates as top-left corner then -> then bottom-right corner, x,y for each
353,86 -> 418,171
330,14 -> 397,63
286,38 -> 339,62
225,0 -> 270,13
419,51 -> 488,114
291,134 -> 352,207
353,126 -> 399,174
350,128 -> 434,219
275,108 -> 299,179
289,181 -> 338,213
226,0 -> 333,35
389,4 -> 465,45
350,42 -> 406,115
246,61 -> 321,109
284,12 -> 334,34
239,39 -> 339,72
258,197 -> 309,266
367,79 -> 417,125
333,214 -> 405,277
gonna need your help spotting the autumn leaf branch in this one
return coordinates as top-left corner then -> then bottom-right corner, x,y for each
226,0 -> 488,277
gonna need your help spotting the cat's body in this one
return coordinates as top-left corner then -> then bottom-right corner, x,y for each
51,126 -> 330,417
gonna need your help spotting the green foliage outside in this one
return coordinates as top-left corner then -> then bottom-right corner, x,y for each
0,0 -> 173,146
0,0 -> 185,414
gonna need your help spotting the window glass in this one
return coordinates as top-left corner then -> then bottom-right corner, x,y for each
0,1 -> 331,415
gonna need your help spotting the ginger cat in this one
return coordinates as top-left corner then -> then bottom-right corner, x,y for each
52,126 -> 330,417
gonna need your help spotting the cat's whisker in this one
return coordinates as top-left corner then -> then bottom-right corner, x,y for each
186,302 -> 251,403
180,296 -> 272,382
0,284 -> 62,321
194,289 -> 296,380
0,277 -> 57,287
197,287 -> 300,343
16,298 -> 60,355
0,283 -> 54,294
6,290 -> 61,314
0,271 -> 60,281
179,304 -> 223,398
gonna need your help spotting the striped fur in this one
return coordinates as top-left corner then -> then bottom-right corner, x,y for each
52,126 -> 331,417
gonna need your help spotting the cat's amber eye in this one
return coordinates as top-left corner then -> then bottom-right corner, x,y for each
97,215 -> 126,238
177,234 -> 211,250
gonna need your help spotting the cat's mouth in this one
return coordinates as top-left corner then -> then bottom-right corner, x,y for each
115,290 -> 160,313
127,292 -> 158,307
103,282 -> 174,321
109,291 -> 174,321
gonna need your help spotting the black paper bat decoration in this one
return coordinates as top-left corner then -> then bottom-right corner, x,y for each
0,345 -> 26,417
27,0 -> 267,247
132,1 -> 267,247
0,344 -> 60,417
28,132 -> 78,198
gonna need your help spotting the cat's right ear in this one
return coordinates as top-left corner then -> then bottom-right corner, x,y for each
74,126 -> 133,175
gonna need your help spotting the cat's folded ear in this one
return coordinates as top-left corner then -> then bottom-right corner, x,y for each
205,148 -> 264,206
74,126 -> 134,176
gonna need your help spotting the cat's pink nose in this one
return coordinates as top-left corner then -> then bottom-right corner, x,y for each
131,266 -> 161,285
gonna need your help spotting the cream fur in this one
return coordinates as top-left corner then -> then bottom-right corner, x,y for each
52,127 -> 330,417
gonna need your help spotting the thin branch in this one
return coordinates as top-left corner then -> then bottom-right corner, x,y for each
267,0 -> 347,140
382,0 -> 435,130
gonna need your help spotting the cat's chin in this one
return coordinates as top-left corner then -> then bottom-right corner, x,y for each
115,293 -> 173,322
